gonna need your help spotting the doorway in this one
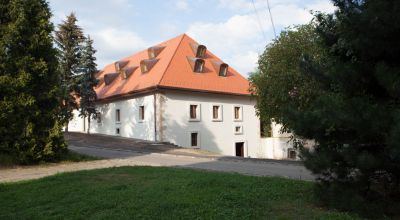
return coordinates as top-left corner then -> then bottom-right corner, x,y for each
235,142 -> 244,157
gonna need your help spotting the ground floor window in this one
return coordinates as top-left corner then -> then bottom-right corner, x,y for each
139,105 -> 145,121
116,128 -> 120,135
191,132 -> 198,147
116,109 -> 121,123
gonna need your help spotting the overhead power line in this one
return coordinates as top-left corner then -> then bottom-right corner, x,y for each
251,0 -> 267,42
266,0 -> 277,38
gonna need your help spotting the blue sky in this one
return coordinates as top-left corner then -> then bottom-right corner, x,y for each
48,0 -> 335,77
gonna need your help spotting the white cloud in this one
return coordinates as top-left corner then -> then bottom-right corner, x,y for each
91,28 -> 149,66
306,0 -> 336,13
187,14 -> 266,76
175,0 -> 189,11
189,0 -> 336,77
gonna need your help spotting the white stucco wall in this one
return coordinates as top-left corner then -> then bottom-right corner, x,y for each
68,109 -> 85,133
261,137 -> 295,159
68,93 -> 156,141
160,90 -> 263,158
68,90 -> 298,159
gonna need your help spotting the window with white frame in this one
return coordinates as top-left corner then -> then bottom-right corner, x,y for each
190,132 -> 199,148
234,125 -> 243,135
233,106 -> 242,121
139,105 -> 145,122
212,104 -> 222,121
189,104 -> 200,121
116,109 -> 121,123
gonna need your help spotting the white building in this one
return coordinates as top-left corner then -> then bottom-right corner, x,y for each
69,34 -> 297,159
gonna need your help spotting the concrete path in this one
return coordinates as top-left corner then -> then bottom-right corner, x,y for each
0,145 -> 314,183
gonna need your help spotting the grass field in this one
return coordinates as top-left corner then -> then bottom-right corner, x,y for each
0,166 -> 361,219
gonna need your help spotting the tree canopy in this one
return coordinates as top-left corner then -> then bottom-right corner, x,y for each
78,35 -> 98,133
251,0 -> 400,214
0,0 -> 65,163
55,13 -> 84,131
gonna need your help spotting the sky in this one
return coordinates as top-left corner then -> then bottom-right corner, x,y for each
48,0 -> 336,77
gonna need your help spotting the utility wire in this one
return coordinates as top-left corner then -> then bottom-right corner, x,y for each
266,0 -> 277,38
251,0 -> 267,42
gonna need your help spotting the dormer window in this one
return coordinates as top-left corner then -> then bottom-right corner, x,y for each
219,63 -> 228,77
194,59 -> 204,73
120,66 -> 138,79
104,73 -> 119,85
196,45 -> 206,57
140,62 -> 148,73
114,60 -> 129,71
147,46 -> 165,59
140,59 -> 159,73
187,57 -> 205,73
211,60 -> 229,77
190,43 -> 207,58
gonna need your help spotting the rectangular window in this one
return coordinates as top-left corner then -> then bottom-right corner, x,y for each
116,109 -> 120,122
234,125 -> 243,134
191,132 -> 198,147
211,104 -> 222,121
213,106 -> 219,119
139,106 -> 145,121
190,105 -> 197,119
234,106 -> 242,121
189,103 -> 201,121
116,128 -> 120,135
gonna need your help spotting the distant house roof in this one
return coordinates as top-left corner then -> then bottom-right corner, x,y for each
95,33 -> 250,100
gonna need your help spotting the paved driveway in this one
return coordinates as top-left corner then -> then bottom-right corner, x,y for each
0,133 -> 314,183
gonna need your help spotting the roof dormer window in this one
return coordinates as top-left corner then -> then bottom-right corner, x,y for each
140,59 -> 159,73
187,57 -> 205,73
219,63 -> 228,77
194,59 -> 204,73
114,60 -> 129,71
147,46 -> 165,59
211,60 -> 229,77
104,72 -> 119,85
190,42 -> 207,58
120,66 -> 137,79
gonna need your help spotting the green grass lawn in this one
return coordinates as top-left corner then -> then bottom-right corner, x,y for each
0,166 -> 361,220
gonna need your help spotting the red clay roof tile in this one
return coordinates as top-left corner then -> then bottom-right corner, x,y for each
95,34 -> 250,100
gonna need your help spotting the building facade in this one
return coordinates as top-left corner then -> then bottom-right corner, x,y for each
69,34 -> 297,159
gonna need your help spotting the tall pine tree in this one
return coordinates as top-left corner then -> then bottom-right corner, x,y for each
78,36 -> 98,133
0,0 -> 65,163
55,13 -> 84,132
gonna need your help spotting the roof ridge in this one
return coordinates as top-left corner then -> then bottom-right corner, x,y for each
157,34 -> 186,86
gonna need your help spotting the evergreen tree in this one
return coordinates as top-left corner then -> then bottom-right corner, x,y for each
55,13 -> 84,132
252,0 -> 400,214
0,0 -> 66,163
78,36 -> 98,133
299,0 -> 400,208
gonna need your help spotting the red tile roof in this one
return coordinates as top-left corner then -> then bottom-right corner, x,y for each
95,34 -> 250,100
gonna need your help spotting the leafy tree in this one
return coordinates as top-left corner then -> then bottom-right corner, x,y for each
0,0 -> 66,163
55,13 -> 84,132
252,0 -> 400,214
250,23 -> 326,133
78,36 -> 98,133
